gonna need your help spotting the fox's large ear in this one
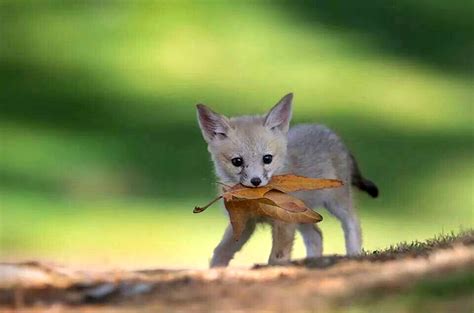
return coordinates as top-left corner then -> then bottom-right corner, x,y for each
264,93 -> 293,133
196,104 -> 231,143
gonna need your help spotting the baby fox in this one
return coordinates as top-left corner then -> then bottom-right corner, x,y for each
196,93 -> 378,267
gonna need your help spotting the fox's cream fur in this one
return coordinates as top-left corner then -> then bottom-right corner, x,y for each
197,93 -> 378,267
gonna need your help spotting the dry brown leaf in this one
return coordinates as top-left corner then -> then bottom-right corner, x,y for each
194,174 -> 342,240
257,203 -> 322,224
222,175 -> 343,200
268,174 -> 343,193
224,193 -> 323,241
261,190 -> 307,213
223,199 -> 256,241
222,184 -> 272,201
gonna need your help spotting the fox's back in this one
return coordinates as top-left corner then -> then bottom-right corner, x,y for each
286,124 -> 352,184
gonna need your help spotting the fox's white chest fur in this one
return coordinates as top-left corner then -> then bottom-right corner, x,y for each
197,93 -> 378,267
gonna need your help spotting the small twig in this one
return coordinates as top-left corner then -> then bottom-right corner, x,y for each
193,195 -> 223,213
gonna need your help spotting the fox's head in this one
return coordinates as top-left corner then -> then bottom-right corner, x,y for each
197,93 -> 293,187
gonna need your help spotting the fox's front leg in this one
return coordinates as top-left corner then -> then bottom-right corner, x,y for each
268,220 -> 296,265
210,220 -> 256,268
298,223 -> 323,258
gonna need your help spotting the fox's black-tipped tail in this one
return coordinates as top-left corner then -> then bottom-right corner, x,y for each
353,176 -> 379,198
350,154 -> 379,198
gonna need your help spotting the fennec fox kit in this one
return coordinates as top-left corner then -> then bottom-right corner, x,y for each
197,93 -> 378,267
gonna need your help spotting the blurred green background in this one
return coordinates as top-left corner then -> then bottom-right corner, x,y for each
0,1 -> 472,269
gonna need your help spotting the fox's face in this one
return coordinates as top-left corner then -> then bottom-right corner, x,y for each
197,93 -> 293,187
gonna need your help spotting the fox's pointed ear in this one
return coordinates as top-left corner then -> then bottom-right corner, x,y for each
196,104 -> 231,143
264,93 -> 293,133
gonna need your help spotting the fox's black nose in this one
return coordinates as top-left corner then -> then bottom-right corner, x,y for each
250,177 -> 262,187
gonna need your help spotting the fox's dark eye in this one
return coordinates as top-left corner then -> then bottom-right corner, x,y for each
263,154 -> 273,164
231,157 -> 243,167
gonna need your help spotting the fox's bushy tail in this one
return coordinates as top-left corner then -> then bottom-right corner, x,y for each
350,154 -> 379,198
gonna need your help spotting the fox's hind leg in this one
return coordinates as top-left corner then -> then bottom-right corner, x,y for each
298,223 -> 323,258
210,220 -> 256,268
325,189 -> 362,255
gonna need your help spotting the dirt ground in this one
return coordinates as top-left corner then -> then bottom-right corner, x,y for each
1,231 -> 473,313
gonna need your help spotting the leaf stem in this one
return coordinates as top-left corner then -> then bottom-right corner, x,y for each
193,195 -> 223,213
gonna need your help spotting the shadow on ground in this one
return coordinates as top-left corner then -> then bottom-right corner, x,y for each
282,1 -> 474,75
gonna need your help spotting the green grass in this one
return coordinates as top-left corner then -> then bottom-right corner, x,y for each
338,231 -> 474,312
0,1 -> 473,268
344,270 -> 474,313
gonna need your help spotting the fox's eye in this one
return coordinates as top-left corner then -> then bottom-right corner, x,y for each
231,157 -> 243,167
263,154 -> 273,164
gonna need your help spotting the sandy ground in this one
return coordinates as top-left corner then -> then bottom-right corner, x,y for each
1,232 -> 473,313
